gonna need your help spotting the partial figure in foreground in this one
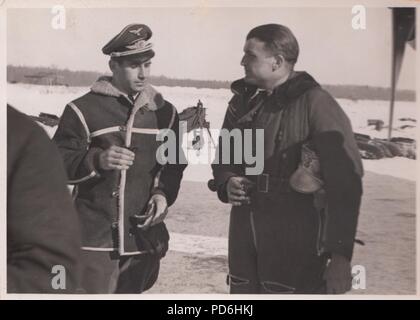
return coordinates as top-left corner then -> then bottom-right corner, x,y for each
53,24 -> 186,293
212,24 -> 363,294
7,105 -> 82,293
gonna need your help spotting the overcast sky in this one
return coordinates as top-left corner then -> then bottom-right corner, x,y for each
7,6 -> 416,89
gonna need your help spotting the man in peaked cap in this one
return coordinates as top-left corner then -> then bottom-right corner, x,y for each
53,24 -> 187,293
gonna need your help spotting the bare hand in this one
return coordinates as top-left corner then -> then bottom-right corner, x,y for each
226,176 -> 254,206
137,194 -> 168,230
98,145 -> 135,170
323,253 -> 353,294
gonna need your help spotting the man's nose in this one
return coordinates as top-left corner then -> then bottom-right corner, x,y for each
240,56 -> 246,66
137,66 -> 145,79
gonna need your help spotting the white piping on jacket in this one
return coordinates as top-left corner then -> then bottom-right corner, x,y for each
67,102 -> 98,184
81,246 -> 150,255
90,126 -> 121,138
81,247 -> 116,252
68,102 -> 91,143
131,128 -> 160,135
90,126 -> 160,139
68,171 -> 97,185
118,97 -> 144,255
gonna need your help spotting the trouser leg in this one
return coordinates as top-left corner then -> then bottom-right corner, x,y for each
258,262 -> 328,294
256,192 -> 329,294
115,253 -> 160,293
228,207 -> 260,294
78,250 -> 119,294
78,250 -> 160,294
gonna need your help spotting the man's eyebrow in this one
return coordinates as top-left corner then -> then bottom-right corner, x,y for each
126,60 -> 141,65
126,58 -> 152,65
138,59 -> 152,65
244,49 -> 255,55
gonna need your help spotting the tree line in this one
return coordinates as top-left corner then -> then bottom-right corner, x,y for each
7,65 -> 415,101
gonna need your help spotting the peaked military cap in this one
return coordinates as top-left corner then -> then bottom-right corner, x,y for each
102,23 -> 155,60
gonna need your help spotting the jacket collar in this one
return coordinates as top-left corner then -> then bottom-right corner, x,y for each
231,78 -> 258,98
91,76 -> 165,111
272,71 -> 320,104
231,71 -> 320,104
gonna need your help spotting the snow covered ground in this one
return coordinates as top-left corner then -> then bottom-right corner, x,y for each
7,83 -> 417,295
7,83 -> 417,182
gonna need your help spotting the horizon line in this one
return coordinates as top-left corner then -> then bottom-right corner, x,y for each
7,63 -> 416,92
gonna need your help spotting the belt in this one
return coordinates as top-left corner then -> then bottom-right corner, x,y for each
252,173 -> 291,193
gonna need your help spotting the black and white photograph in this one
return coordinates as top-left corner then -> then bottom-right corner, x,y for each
3,0 -> 418,298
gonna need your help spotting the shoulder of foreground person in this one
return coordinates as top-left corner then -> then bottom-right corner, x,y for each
7,105 -> 82,293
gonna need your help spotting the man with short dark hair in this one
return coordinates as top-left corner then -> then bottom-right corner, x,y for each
53,24 -> 186,293
212,24 -> 363,294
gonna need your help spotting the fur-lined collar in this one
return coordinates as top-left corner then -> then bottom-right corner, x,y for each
231,71 -> 320,104
91,76 -> 165,111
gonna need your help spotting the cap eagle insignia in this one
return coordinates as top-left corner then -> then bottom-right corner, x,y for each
129,27 -> 143,36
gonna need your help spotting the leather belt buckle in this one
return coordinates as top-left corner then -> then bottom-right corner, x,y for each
257,174 -> 269,193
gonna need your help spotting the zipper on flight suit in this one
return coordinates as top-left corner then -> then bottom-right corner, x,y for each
316,205 -> 327,256
250,210 -> 258,250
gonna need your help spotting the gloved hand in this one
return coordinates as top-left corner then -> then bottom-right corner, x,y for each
136,194 -> 168,230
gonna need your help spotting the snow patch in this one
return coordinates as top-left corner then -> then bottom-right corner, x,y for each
7,83 -> 417,182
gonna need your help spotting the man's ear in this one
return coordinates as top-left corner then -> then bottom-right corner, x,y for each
109,59 -> 116,72
272,54 -> 285,71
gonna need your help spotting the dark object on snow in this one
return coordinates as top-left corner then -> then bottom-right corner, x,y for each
179,100 -> 209,132
399,117 -> 416,122
391,137 -> 416,143
373,139 -> 404,157
400,124 -> 415,129
354,133 -> 371,141
356,139 -> 388,159
367,119 -> 384,131
390,137 -> 416,159
29,112 -> 60,127
354,132 -> 415,159
179,100 -> 216,149
39,112 -> 59,120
